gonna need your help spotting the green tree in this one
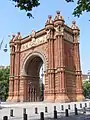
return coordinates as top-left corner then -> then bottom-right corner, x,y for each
83,81 -> 90,98
0,66 -> 10,101
65,0 -> 90,17
11,0 -> 90,18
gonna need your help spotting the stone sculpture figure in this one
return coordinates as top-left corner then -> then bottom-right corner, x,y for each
46,29 -> 51,40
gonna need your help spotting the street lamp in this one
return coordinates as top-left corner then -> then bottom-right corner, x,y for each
0,36 -> 10,52
0,35 -> 11,65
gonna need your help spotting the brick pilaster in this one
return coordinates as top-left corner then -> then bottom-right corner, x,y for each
12,33 -> 21,102
72,21 -> 84,101
55,35 -> 69,102
7,36 -> 15,101
44,16 -> 55,102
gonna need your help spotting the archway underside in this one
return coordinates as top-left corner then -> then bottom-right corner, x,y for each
25,55 -> 44,102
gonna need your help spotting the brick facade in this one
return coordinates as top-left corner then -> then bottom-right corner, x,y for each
7,11 -> 84,102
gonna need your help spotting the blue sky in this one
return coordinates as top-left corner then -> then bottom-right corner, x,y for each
0,0 -> 90,74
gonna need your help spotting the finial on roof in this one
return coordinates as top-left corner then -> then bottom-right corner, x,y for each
45,15 -> 53,25
31,30 -> 36,38
17,32 -> 22,39
54,11 -> 64,21
71,20 -> 79,30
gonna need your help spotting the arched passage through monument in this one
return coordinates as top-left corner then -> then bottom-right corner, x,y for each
23,52 -> 46,102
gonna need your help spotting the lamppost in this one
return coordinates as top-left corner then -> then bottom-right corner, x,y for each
0,39 -> 8,52
0,38 -> 9,66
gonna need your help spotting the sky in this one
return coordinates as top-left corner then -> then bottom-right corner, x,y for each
0,0 -> 90,74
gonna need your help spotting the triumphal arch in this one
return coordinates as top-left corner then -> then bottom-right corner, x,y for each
7,11 -> 84,102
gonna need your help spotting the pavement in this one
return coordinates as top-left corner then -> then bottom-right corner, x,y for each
0,101 -> 90,120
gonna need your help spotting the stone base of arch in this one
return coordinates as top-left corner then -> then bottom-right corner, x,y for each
7,96 -> 13,102
11,96 -> 20,102
55,94 -> 70,103
76,94 -> 85,102
44,94 -> 55,102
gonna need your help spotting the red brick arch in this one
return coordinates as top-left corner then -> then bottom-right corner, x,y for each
7,11 -> 84,102
21,51 -> 48,76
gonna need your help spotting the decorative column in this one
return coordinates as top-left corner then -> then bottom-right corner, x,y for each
54,11 -> 69,102
71,21 -> 85,101
44,15 -> 55,102
7,35 -> 15,101
12,32 -> 21,102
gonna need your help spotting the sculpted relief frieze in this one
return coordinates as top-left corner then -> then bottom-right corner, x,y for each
64,32 -> 73,43
21,35 -> 47,51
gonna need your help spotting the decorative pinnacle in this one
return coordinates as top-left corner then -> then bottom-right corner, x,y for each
71,20 -> 79,30
48,15 -> 52,20
54,11 -> 64,21
56,11 -> 60,15
11,35 -> 16,41
12,35 -> 15,38
72,20 -> 76,25
45,15 -> 53,25
17,32 -> 20,35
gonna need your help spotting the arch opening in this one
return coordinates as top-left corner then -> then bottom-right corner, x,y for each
24,55 -> 45,102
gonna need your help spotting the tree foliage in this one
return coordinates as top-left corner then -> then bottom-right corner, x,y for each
11,0 -> 40,18
83,81 -> 90,98
11,0 -> 90,18
65,0 -> 90,17
0,66 -> 10,101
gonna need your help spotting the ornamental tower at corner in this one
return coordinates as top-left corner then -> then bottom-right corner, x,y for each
7,11 -> 84,102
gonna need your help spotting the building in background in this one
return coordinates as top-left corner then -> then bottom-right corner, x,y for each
0,65 -> 9,70
82,71 -> 90,82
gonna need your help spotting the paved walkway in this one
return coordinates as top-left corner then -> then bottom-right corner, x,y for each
0,101 -> 90,120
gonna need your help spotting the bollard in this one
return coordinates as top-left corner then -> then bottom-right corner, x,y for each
61,105 -> 64,110
54,106 -> 56,111
80,103 -> 82,108
40,112 -> 44,120
3,116 -> 8,120
85,103 -> 87,107
75,107 -> 78,115
65,109 -> 69,117
74,104 -> 76,108
68,105 -> 70,110
45,107 -> 48,113
10,109 -> 13,117
35,107 -> 38,114
54,110 -> 57,119
23,108 -> 26,114
23,114 -> 27,120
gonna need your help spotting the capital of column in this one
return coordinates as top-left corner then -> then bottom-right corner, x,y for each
57,67 -> 65,72
20,75 -> 29,80
47,69 -> 55,74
